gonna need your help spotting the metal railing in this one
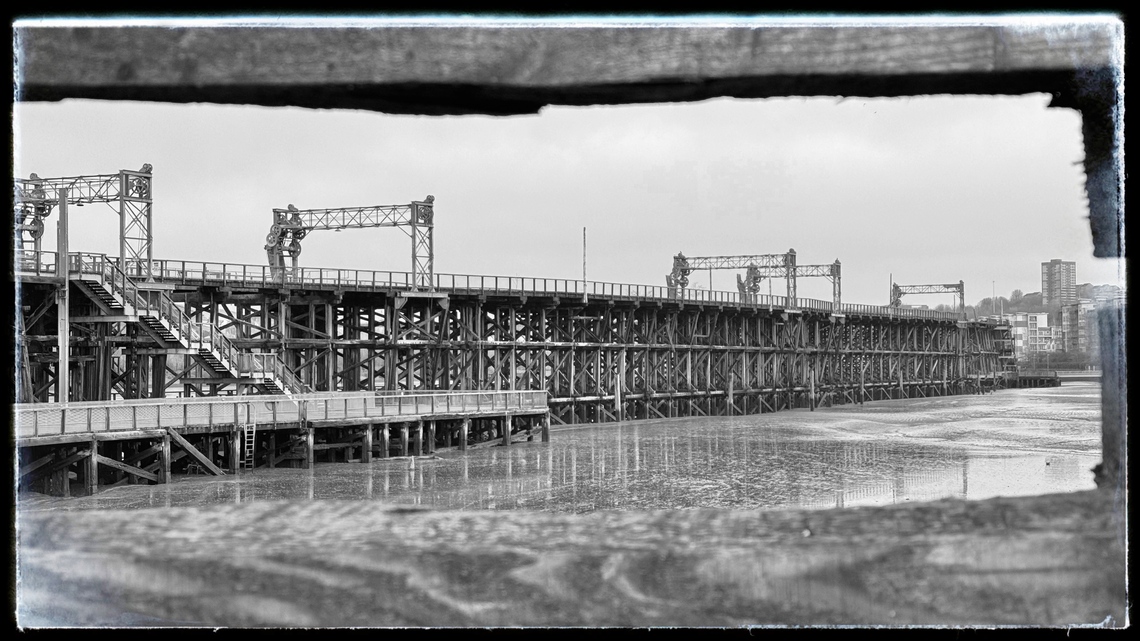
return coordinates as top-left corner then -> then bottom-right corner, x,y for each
16,250 -> 975,322
23,251 -> 309,396
13,390 -> 548,439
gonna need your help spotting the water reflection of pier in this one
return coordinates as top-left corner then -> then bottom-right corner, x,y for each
213,423 -> 977,513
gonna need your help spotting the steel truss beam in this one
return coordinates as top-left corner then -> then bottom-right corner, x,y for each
264,197 -> 435,289
13,166 -> 154,278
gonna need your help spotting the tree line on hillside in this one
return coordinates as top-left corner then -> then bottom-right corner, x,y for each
932,283 -> 1122,317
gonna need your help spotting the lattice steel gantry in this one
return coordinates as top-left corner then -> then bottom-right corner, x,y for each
890,281 -> 966,313
13,165 -> 155,279
264,196 -> 436,290
666,249 -> 842,307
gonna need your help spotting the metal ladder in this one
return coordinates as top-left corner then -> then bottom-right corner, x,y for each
242,423 -> 256,469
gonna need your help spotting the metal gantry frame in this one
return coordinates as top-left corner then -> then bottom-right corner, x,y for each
13,165 -> 154,279
666,249 -> 842,308
890,281 -> 966,313
264,196 -> 436,290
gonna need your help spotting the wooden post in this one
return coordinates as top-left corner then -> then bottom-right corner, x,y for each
268,431 -> 276,468
443,423 -> 452,448
412,421 -> 423,456
542,413 -> 550,443
400,424 -> 409,457
228,428 -> 240,473
161,432 -> 171,483
809,370 -> 815,411
380,425 -> 390,459
860,366 -> 865,405
502,414 -> 512,447
427,421 -> 436,454
460,418 -> 469,451
85,439 -> 98,496
1098,302 -> 1125,491
304,427 -> 314,469
362,423 -> 373,463
728,371 -> 735,416
205,434 -> 214,467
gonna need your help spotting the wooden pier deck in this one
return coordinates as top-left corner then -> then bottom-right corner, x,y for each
15,390 -> 549,497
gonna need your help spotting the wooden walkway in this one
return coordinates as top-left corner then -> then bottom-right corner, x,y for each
16,390 -> 549,497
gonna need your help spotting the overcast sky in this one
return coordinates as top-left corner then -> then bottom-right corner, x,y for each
13,92 -> 1125,308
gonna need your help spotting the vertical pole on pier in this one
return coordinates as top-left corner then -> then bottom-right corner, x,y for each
161,431 -> 171,483
460,418 -> 469,451
809,370 -> 815,411
380,425 -> 390,459
55,190 -> 70,403
542,412 -> 551,442
304,427 -> 314,469
362,423 -> 373,463
268,431 -> 276,468
151,354 -> 167,398
502,414 -> 512,447
85,439 -> 98,496
444,423 -> 452,449
860,366 -> 865,405
728,372 -> 735,416
400,424 -> 409,457
228,427 -> 240,473
427,421 -> 436,454
413,420 -> 423,456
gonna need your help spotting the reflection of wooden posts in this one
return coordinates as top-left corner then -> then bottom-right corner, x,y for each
542,413 -> 551,442
502,415 -> 512,447
460,418 -> 469,451
362,423 -> 373,463
380,425 -> 390,458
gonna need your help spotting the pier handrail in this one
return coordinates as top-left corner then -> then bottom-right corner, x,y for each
59,252 -> 309,395
13,389 -> 549,439
17,250 -> 975,323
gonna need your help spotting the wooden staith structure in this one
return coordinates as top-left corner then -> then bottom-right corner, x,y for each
15,250 -> 1016,427
16,390 -> 549,497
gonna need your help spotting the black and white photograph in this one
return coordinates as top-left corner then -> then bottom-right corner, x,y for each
10,14 -> 1128,628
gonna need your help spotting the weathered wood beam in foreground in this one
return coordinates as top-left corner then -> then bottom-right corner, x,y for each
14,490 -> 1126,626
12,19 -> 1123,256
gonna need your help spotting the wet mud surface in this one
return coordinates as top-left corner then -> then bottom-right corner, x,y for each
16,383 -> 1123,627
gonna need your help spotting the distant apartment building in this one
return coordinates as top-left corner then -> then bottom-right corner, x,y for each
1041,259 -> 1077,307
1001,311 -> 1059,359
1061,299 -> 1103,358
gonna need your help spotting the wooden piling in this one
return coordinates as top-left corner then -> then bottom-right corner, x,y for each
460,418 -> 469,451
161,432 -> 171,483
413,421 -> 423,456
542,413 -> 550,443
380,425 -> 390,459
809,371 -> 815,411
502,415 -> 512,447
362,424 -> 373,463
268,431 -> 276,468
400,424 -> 409,457
427,421 -> 436,454
228,428 -> 240,473
304,427 -> 314,469
85,439 -> 98,496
